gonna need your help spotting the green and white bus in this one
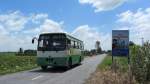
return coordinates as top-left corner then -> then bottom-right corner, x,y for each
32,33 -> 84,70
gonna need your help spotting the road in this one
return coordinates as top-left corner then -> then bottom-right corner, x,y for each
0,54 -> 106,84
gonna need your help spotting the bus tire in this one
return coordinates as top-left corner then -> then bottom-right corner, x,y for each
41,66 -> 47,70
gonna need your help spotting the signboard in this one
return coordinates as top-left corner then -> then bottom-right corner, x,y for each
112,30 -> 129,56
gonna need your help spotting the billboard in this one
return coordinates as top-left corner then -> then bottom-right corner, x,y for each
112,30 -> 129,56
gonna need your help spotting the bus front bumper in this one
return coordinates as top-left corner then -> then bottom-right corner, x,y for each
37,57 -> 68,67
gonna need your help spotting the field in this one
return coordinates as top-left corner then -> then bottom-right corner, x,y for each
0,52 -> 37,75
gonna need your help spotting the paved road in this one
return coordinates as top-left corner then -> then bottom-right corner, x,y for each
0,54 -> 106,84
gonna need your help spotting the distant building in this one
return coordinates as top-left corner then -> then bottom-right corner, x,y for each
95,41 -> 102,54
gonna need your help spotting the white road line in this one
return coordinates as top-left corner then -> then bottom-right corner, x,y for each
32,75 -> 43,80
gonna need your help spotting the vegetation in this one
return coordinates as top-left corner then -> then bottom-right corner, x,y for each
98,56 -> 128,72
16,48 -> 36,56
0,52 -> 16,57
0,52 -> 37,75
98,56 -> 112,70
130,42 -> 150,83
24,49 -> 36,56
86,42 -> 150,84
85,55 -> 136,84
83,41 -> 103,56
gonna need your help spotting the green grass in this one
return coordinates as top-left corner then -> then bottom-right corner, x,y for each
0,52 -> 16,57
0,53 -> 38,75
98,56 -> 112,70
98,55 -> 128,72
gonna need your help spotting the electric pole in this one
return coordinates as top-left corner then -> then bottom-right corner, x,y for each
141,37 -> 144,46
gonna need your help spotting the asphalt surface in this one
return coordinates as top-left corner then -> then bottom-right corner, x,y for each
0,54 -> 106,84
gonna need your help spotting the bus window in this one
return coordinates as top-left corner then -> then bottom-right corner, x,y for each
38,34 -> 66,51
76,42 -> 78,48
82,44 -> 84,50
70,41 -> 72,48
67,39 -> 71,49
75,41 -> 78,48
73,41 -> 76,48
79,43 -> 81,49
39,40 -> 44,47
77,42 -> 80,49
80,43 -> 83,50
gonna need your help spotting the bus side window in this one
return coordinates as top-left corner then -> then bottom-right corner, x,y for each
75,41 -> 78,49
67,39 -> 71,49
76,42 -> 78,48
76,42 -> 79,49
72,41 -> 75,48
71,41 -> 74,48
74,41 -> 76,48
78,42 -> 80,49
79,43 -> 81,49
80,43 -> 83,50
82,44 -> 84,50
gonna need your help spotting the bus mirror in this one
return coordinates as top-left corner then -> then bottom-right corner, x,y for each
32,39 -> 34,44
32,37 -> 38,44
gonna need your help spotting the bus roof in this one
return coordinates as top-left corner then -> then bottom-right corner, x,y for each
40,32 -> 83,43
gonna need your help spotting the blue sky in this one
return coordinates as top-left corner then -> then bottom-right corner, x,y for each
0,0 -> 150,51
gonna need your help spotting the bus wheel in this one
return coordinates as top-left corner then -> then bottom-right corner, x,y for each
41,66 -> 47,70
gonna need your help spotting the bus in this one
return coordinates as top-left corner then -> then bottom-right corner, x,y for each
32,33 -> 84,70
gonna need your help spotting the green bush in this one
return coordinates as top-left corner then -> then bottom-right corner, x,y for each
130,42 -> 150,83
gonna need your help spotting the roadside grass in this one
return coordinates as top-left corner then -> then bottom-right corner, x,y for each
85,55 -> 137,84
98,56 -> 128,72
0,53 -> 38,75
98,56 -> 112,70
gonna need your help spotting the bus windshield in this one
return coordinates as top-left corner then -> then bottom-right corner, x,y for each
38,34 -> 66,51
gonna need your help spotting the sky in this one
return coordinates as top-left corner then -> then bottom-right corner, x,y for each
0,0 -> 150,51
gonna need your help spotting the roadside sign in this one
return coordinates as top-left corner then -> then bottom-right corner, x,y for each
112,30 -> 129,56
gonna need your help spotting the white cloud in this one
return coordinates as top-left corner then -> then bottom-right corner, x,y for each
72,25 -> 111,50
40,19 -> 64,33
0,11 -> 28,32
0,11 -> 111,51
79,0 -> 126,12
0,11 -> 66,51
0,11 -> 48,51
31,13 -> 48,24
117,8 -> 150,45
0,34 -> 35,52
0,25 -> 9,35
23,19 -> 64,36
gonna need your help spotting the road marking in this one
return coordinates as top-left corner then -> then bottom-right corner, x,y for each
32,75 -> 43,80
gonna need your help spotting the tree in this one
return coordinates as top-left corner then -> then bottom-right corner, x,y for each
24,49 -> 36,56
129,41 -> 135,46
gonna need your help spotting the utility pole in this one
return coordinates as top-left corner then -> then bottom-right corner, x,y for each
141,37 -> 144,46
